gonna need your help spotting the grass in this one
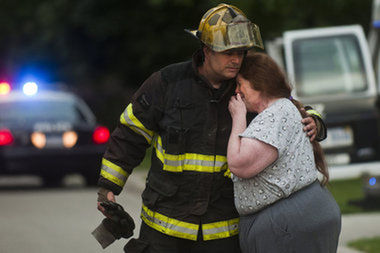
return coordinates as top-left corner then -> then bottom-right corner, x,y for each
327,178 -> 364,214
134,146 -> 152,171
327,178 -> 380,252
348,237 -> 380,253
328,178 -> 380,214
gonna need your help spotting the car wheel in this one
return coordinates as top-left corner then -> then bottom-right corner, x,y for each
84,172 -> 99,187
42,174 -> 64,188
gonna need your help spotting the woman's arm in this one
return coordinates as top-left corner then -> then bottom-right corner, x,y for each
227,94 -> 278,178
228,137 -> 278,178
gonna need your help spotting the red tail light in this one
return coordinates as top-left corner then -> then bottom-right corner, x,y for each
0,129 -> 14,146
92,126 -> 110,144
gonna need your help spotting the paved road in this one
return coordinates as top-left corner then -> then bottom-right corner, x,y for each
338,213 -> 380,253
0,173 -> 145,253
0,170 -> 379,253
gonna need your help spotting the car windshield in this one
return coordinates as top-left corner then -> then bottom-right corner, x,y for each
0,100 -> 87,123
292,35 -> 367,97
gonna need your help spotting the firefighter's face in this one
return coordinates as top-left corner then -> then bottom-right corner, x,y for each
203,47 -> 245,80
235,74 -> 262,112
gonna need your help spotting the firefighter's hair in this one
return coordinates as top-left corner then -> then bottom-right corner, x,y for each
239,52 -> 329,185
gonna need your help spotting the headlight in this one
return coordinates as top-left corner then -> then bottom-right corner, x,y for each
62,131 -> 78,148
31,132 -> 46,149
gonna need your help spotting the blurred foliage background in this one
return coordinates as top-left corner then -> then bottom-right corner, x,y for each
0,0 -> 373,128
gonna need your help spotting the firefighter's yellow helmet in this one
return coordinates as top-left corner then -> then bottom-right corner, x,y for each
186,3 -> 264,52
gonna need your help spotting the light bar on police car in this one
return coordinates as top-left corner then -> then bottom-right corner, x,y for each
23,82 -> 38,96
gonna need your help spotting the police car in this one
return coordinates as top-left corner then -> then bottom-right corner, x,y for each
0,82 -> 109,186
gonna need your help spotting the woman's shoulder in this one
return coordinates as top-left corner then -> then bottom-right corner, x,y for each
249,98 -> 297,128
273,97 -> 294,108
265,98 -> 298,116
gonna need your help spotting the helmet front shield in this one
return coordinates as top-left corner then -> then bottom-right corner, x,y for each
225,22 -> 264,51
207,22 -> 264,52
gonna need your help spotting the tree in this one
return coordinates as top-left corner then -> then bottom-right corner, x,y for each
0,0 -> 373,127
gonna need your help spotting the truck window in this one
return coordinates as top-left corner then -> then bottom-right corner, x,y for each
292,35 -> 367,97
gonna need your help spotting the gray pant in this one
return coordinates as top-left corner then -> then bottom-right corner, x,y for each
239,181 -> 341,253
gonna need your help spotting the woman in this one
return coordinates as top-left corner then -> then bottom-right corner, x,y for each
227,53 -> 341,253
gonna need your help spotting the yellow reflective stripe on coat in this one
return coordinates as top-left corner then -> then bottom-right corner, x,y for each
153,136 -> 228,172
141,205 -> 199,241
202,218 -> 239,240
306,109 -> 322,118
141,205 -> 239,241
223,168 -> 232,178
100,158 -> 128,187
120,103 -> 154,144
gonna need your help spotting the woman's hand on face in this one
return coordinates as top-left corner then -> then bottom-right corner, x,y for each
229,93 -> 247,119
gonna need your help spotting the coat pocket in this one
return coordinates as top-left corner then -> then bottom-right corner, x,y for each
142,174 -> 179,208
164,125 -> 188,154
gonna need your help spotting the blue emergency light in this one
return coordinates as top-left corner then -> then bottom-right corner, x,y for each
373,20 -> 380,28
369,177 -> 377,186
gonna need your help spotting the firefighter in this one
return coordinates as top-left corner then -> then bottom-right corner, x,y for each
96,3 -> 326,253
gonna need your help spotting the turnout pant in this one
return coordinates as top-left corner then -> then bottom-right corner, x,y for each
124,221 -> 241,253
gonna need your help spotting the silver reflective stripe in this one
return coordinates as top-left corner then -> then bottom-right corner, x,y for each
121,111 -> 153,143
141,207 -> 198,236
153,135 -> 228,172
142,205 -> 238,241
202,222 -> 239,236
202,218 -> 239,240
165,159 -> 215,167
101,163 -> 127,183
155,138 -> 164,154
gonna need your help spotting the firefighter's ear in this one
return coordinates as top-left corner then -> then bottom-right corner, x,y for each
137,93 -> 152,110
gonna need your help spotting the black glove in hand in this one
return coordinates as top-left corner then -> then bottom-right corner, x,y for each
100,201 -> 135,239
102,218 -> 134,239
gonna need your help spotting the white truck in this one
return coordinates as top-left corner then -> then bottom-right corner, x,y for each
265,2 -> 380,197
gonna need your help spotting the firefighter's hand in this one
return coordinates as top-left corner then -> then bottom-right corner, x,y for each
100,201 -> 135,239
97,188 -> 116,217
300,108 -> 317,142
